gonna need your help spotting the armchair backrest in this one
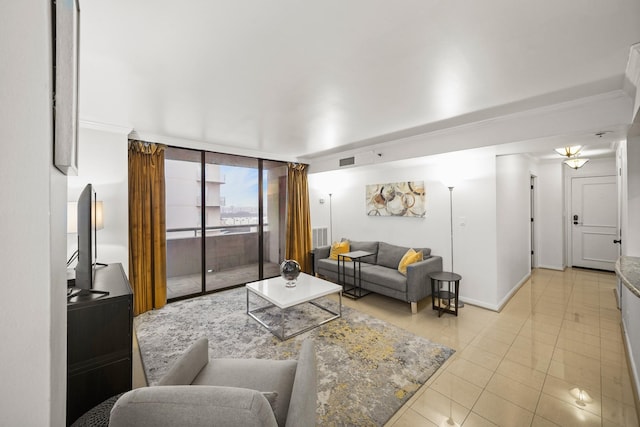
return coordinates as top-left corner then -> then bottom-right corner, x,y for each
285,340 -> 317,427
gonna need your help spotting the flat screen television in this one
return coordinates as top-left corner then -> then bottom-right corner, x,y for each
69,183 -> 108,300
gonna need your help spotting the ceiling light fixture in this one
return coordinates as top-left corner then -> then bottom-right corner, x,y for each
554,145 -> 582,157
563,157 -> 589,169
554,145 -> 589,169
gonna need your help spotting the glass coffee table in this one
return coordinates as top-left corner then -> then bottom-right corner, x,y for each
246,273 -> 342,340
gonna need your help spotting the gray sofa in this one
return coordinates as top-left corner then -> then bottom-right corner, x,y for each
109,338 -> 317,427
314,240 -> 443,313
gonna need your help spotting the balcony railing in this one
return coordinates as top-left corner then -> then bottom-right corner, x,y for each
166,225 -> 272,278
167,223 -> 267,239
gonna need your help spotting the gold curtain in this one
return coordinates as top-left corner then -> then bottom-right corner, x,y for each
286,163 -> 312,273
128,140 -> 167,315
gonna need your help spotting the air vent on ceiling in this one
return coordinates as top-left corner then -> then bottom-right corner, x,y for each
339,156 -> 355,167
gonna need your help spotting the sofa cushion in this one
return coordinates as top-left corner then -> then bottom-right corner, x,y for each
416,247 -> 432,257
329,241 -> 351,260
348,240 -> 378,264
376,242 -> 413,269
360,265 -> 408,292
398,249 -> 423,275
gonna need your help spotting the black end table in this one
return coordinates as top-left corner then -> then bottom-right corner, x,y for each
430,271 -> 461,317
338,250 -> 373,299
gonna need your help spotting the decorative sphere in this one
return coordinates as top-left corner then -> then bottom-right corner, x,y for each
280,260 -> 301,287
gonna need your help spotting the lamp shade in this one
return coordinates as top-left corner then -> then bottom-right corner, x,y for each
67,202 -> 78,233
554,145 -> 582,157
95,201 -> 104,230
67,200 -> 104,232
563,158 -> 589,169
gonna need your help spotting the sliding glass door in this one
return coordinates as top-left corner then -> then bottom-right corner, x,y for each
262,160 -> 288,278
204,152 -> 260,292
165,148 -> 203,300
165,147 -> 286,301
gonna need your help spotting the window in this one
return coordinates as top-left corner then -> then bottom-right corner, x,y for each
165,147 -> 287,300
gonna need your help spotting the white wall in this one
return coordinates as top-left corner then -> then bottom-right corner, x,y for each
0,1 -> 67,425
620,126 -> 640,399
68,126 -> 129,272
496,155 -> 533,306
309,147 -> 500,309
536,161 -> 565,270
626,136 -> 640,256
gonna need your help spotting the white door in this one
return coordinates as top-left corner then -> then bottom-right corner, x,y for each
571,176 -> 617,271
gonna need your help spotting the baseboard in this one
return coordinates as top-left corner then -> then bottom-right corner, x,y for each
536,265 -> 565,271
457,297 -> 500,312
456,273 -> 531,313
495,273 -> 532,312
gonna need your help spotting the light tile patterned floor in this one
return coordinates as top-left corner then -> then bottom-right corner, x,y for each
133,267 -> 639,426
364,268 -> 638,427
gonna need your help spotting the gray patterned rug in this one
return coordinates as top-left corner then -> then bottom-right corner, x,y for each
135,287 -> 454,426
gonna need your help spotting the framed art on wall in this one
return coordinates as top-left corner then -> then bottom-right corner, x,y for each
53,0 -> 80,175
366,181 -> 426,217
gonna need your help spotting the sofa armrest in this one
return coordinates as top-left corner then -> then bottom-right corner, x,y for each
158,337 -> 209,385
285,340 -> 317,427
109,386 -> 278,427
313,246 -> 331,274
406,256 -> 443,302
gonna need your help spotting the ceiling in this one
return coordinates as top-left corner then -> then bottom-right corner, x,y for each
78,1 -> 640,162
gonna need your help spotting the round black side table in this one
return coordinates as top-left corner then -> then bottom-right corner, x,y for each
70,393 -> 123,427
430,271 -> 462,317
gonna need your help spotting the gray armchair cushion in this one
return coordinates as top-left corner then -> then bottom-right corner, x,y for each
109,386 -> 278,427
193,358 -> 297,427
155,338 -> 317,427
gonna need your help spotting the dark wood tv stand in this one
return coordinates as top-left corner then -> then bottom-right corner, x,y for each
66,263 -> 133,425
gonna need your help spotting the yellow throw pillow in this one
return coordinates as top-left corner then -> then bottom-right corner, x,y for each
329,241 -> 351,261
398,249 -> 423,275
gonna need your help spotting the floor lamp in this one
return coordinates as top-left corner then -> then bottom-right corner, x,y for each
448,186 -> 464,308
329,193 -> 333,244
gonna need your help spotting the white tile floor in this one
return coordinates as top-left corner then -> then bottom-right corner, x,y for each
133,267 -> 639,426
379,268 -> 638,427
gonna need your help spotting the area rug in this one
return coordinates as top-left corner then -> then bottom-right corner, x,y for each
135,287 -> 454,426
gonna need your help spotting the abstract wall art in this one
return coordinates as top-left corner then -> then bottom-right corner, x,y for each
366,181 -> 426,217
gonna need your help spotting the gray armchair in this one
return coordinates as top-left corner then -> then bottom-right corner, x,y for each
109,338 -> 317,427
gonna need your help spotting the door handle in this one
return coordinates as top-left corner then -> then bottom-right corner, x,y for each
614,239 -> 622,244
573,214 -> 579,225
